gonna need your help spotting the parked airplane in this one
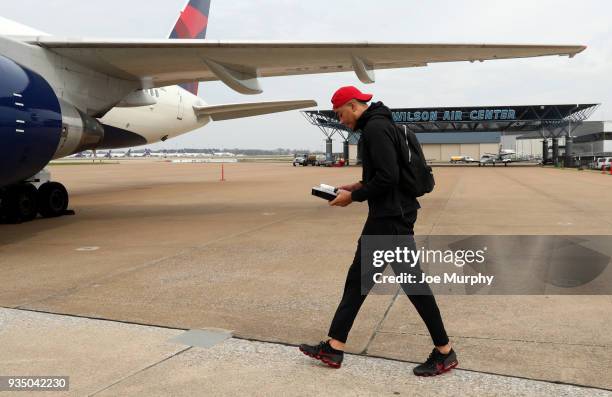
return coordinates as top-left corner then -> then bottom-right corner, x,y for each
110,149 -> 131,158
131,149 -> 152,158
150,151 -> 168,158
478,149 -> 517,166
68,151 -> 88,159
0,0 -> 586,222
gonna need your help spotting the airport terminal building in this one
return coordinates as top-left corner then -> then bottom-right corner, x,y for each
303,104 -> 602,165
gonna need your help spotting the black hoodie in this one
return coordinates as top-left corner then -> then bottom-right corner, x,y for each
351,102 -> 420,218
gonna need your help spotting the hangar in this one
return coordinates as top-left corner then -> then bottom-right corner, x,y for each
302,104 -> 599,165
517,121 -> 612,165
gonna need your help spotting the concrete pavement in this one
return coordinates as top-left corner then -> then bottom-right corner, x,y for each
1,308 -> 609,397
1,161 -> 612,394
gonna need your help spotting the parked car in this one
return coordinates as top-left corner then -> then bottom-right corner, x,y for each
595,157 -> 612,170
293,154 -> 307,166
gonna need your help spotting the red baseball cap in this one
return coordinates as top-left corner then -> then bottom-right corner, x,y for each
331,86 -> 373,109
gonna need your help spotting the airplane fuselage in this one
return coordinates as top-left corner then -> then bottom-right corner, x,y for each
0,3 -> 586,223
0,39 -> 213,184
100,85 -> 210,151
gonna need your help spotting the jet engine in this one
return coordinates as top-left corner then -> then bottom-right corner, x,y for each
0,54 -> 104,188
0,54 -> 62,187
0,55 -> 108,222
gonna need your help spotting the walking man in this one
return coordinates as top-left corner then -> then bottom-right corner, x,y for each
299,86 -> 458,376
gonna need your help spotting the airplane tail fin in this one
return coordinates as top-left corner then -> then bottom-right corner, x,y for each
169,0 -> 211,96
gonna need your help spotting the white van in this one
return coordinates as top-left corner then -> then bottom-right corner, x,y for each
595,157 -> 612,170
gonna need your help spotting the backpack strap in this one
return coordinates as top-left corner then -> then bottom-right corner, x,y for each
402,124 -> 412,163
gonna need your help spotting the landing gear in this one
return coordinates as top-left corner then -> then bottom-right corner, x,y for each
0,169 -> 71,223
0,184 -> 38,223
38,182 -> 69,218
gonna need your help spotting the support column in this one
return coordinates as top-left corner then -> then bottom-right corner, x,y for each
552,138 -> 559,166
542,139 -> 548,165
343,140 -> 349,166
564,135 -> 574,168
326,138 -> 333,162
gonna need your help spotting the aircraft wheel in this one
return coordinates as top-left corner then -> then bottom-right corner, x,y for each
1,184 -> 39,223
38,182 -> 69,218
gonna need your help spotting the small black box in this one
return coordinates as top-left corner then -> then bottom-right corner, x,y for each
312,184 -> 338,201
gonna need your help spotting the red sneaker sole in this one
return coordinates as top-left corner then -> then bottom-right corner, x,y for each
299,347 -> 342,369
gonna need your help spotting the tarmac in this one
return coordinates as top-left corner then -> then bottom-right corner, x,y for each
1,160 -> 612,396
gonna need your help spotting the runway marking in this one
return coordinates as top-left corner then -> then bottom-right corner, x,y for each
75,246 -> 100,251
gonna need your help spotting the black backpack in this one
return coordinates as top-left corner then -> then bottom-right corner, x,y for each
394,124 -> 435,197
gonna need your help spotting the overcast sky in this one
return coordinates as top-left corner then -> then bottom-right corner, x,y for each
1,0 -> 610,151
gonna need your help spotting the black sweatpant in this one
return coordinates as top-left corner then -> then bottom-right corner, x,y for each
328,211 -> 449,346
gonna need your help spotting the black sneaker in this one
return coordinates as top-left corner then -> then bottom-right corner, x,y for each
413,348 -> 458,376
299,340 -> 344,368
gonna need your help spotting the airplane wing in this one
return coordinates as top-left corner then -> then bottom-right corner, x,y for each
28,38 -> 586,94
194,99 -> 317,121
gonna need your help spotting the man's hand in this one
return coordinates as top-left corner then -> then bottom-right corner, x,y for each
338,182 -> 363,192
330,189 -> 353,207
